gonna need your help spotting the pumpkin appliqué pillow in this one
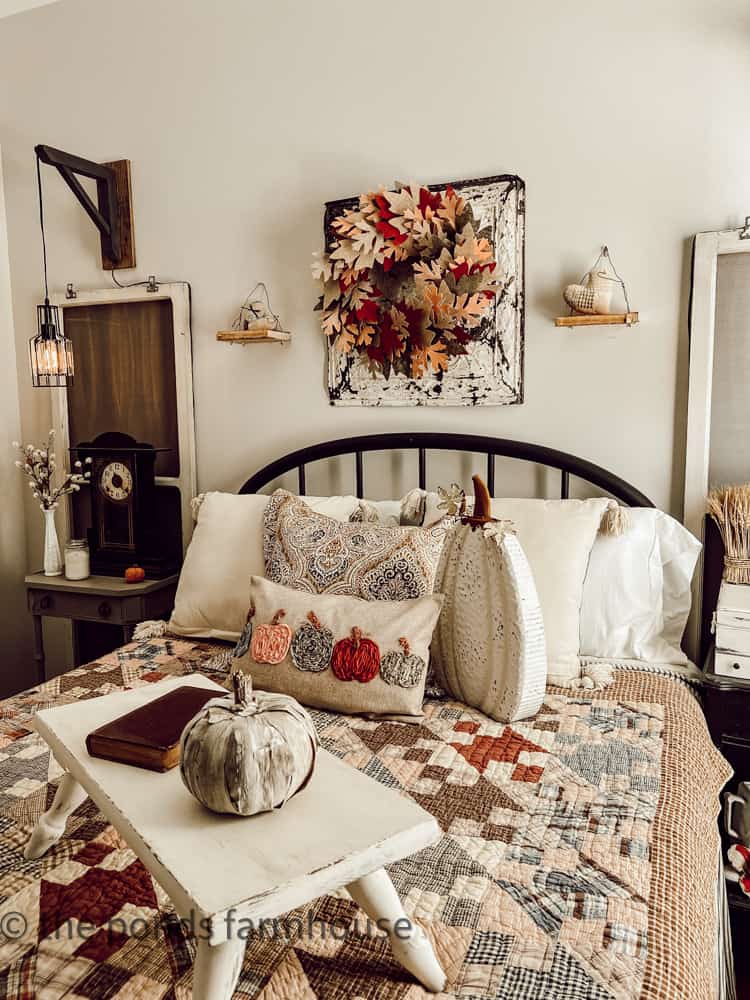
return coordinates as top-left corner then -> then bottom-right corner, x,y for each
263,490 -> 448,601
234,577 -> 443,720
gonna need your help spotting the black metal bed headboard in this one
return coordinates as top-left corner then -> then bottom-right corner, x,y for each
239,433 -> 654,508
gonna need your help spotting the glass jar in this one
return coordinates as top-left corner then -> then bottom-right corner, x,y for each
64,539 -> 90,581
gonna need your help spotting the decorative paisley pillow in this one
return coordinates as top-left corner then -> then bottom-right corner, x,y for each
263,490 -> 448,601
234,576 -> 443,720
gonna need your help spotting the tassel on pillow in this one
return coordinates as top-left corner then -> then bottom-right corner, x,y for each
191,494 -> 207,523
349,500 -> 380,523
132,620 -> 168,642
599,500 -> 630,537
553,662 -> 615,690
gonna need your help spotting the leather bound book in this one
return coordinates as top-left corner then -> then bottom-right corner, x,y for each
86,684 -> 224,772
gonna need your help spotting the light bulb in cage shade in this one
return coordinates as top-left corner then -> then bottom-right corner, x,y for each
29,300 -> 74,388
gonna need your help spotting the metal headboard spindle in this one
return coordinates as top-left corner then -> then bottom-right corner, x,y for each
239,433 -> 653,509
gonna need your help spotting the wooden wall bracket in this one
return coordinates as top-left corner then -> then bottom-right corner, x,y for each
554,312 -> 639,328
35,145 -> 136,270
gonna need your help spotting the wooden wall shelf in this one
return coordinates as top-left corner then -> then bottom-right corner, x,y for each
215,329 -> 291,345
554,312 -> 639,328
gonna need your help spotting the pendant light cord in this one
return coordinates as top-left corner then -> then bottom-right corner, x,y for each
35,153 -> 49,303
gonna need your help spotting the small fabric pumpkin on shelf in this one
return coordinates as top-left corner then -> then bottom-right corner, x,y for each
432,475 -> 547,723
180,672 -> 317,816
251,609 -> 292,664
291,611 -> 334,673
331,627 -> 380,683
380,637 -> 426,689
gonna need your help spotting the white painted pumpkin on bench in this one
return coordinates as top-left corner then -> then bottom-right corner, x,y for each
432,475 -> 547,723
180,672 -> 317,816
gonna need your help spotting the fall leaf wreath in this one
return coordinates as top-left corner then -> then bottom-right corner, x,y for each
312,184 -> 501,380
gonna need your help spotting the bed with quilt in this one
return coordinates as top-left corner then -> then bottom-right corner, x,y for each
0,434 -> 734,999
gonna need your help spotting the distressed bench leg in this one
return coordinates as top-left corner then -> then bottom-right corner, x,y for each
24,772 -> 88,860
193,936 -> 245,1000
347,867 -> 446,993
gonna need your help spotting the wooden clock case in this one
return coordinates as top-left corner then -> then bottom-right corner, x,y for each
72,432 -> 178,578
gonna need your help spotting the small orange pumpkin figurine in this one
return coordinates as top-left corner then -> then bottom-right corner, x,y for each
331,627 -> 380,683
251,609 -> 292,664
124,565 -> 146,584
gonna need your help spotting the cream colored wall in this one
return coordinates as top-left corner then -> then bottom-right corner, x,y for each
1,0 -> 749,678
0,147 -> 32,696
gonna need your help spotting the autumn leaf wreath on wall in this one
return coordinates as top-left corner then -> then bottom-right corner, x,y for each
312,183 -> 501,381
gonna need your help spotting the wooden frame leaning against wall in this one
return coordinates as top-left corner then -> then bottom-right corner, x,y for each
684,228 -> 750,659
49,283 -> 197,554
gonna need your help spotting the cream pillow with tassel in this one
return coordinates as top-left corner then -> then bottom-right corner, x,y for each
486,496 -> 624,687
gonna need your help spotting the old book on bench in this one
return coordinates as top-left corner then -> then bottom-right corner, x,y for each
85,683 -> 222,771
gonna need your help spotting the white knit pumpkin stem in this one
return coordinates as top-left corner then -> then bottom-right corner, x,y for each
232,670 -> 252,707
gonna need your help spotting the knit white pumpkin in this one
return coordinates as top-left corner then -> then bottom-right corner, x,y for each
180,673 -> 317,816
431,476 -> 547,722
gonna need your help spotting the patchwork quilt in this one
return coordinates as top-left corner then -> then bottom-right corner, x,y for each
0,637 -> 731,999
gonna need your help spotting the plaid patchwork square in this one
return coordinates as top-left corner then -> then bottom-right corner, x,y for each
465,930 -> 513,966
604,922 -> 648,959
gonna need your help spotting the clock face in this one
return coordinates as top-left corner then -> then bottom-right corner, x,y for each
99,461 -> 133,503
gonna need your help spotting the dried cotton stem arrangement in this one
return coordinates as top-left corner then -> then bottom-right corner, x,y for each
707,484 -> 750,584
12,429 -> 91,509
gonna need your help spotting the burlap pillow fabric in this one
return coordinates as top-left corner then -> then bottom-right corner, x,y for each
263,490 -> 447,600
235,576 -> 443,720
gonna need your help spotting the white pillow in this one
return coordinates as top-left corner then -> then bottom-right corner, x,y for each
579,509 -> 701,664
488,498 -> 610,686
348,491 -> 609,686
169,492 -> 361,640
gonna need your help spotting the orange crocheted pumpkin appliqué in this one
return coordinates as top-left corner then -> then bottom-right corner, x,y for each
331,627 -> 380,683
251,609 -> 292,665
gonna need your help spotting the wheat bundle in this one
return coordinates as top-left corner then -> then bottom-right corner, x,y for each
707,484 -> 750,584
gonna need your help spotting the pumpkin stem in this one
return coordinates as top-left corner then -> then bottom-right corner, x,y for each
351,626 -> 362,647
398,637 -> 410,655
232,670 -> 252,707
271,609 -> 286,626
462,474 -> 496,529
307,611 -> 321,630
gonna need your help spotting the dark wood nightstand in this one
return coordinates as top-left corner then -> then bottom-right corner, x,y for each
25,573 -> 178,684
702,646 -> 750,994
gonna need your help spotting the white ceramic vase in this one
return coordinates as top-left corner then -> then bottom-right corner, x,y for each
43,506 -> 63,576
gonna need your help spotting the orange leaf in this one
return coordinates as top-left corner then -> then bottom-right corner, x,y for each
453,293 -> 490,328
356,324 -> 375,347
321,308 -> 343,338
410,347 -> 427,378
413,259 -> 444,283
335,326 -> 357,353
389,308 -> 409,337
425,342 -> 449,373
455,225 -> 494,265
437,190 -> 465,229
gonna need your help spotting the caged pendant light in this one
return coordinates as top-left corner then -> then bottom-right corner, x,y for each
29,153 -> 74,387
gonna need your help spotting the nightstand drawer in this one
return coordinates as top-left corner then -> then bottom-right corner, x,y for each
27,589 -> 132,624
715,617 -> 750,655
716,650 -> 750,679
